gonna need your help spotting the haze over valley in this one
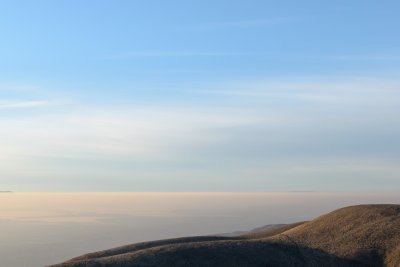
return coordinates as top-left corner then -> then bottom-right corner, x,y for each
1,192 -> 400,266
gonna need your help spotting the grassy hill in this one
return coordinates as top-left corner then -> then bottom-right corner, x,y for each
271,204 -> 400,266
50,204 -> 400,267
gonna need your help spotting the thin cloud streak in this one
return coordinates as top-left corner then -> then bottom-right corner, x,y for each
0,106 -> 263,161
204,17 -> 295,27
103,51 -> 244,60
0,101 -> 51,109
190,77 -> 400,104
179,17 -> 298,31
192,90 -> 342,103
323,54 -> 400,61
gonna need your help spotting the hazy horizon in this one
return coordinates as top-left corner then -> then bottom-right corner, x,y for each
2,192 -> 400,266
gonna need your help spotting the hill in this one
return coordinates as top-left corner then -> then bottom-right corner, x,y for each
217,223 -> 287,237
271,204 -> 400,266
50,204 -> 400,267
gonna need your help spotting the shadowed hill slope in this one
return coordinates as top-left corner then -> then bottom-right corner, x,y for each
50,204 -> 400,267
52,240 -> 362,267
64,236 -> 237,263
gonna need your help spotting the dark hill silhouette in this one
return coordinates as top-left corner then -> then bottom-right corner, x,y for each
50,204 -> 400,267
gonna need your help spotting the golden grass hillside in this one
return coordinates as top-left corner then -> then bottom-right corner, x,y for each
50,204 -> 399,267
271,204 -> 400,266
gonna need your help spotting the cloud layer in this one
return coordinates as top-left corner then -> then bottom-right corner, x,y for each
1,76 -> 399,191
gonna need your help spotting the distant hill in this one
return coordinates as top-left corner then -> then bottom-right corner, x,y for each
239,221 -> 306,239
50,204 -> 400,267
217,223 -> 287,237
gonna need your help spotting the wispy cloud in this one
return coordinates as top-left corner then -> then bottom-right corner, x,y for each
205,17 -> 295,27
2,76 -> 400,191
0,106 -> 261,162
322,54 -> 400,61
179,17 -> 297,31
0,101 -> 51,109
190,77 -> 400,104
103,50 -> 244,60
192,90 -> 343,103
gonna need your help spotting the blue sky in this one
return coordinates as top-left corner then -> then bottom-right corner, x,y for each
1,0 -> 400,191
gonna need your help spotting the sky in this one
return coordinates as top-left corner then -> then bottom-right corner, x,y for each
1,0 -> 400,191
